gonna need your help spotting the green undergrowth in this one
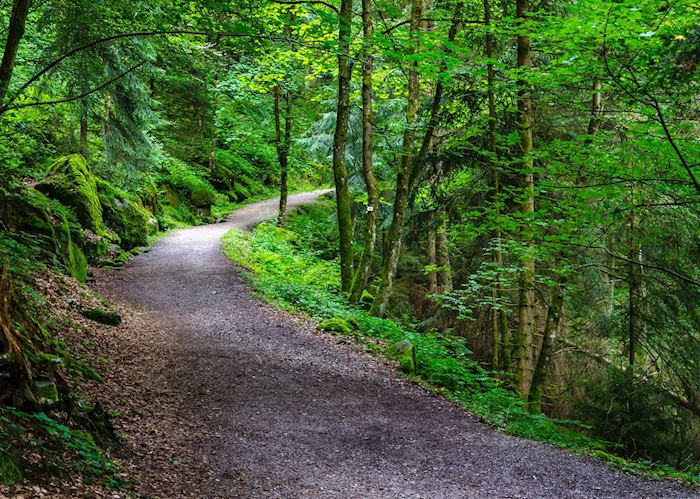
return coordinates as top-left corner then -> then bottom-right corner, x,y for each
0,407 -> 119,487
0,236 -> 118,487
221,209 -> 699,485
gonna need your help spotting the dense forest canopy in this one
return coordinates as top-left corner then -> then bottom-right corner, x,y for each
0,0 -> 699,486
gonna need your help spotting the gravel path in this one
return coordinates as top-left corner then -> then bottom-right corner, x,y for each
97,192 -> 697,499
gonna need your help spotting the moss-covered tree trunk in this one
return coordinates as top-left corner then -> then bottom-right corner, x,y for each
370,0 -> 423,317
627,209 -> 641,366
426,218 -> 438,294
274,85 -> 292,226
483,0 -> 510,372
514,0 -> 536,399
349,0 -> 379,304
436,215 -> 452,291
80,95 -> 89,159
527,276 -> 564,413
0,0 -> 31,103
332,0 -> 355,292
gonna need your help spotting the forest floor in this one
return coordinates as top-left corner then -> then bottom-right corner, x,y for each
36,191 -> 697,498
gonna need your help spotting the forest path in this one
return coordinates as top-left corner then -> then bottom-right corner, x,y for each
95,192 -> 694,499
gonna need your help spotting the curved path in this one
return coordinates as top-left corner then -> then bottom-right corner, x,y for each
99,192 -> 696,498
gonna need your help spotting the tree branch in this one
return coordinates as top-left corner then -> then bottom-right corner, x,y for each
382,17 -> 484,35
270,0 -> 339,13
6,59 -> 147,111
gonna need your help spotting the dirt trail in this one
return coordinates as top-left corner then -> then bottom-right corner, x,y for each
95,192 -> 696,498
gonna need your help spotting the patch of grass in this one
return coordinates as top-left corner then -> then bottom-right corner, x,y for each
221,213 -> 699,485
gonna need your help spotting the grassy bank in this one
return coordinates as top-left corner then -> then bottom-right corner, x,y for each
221,198 -> 699,485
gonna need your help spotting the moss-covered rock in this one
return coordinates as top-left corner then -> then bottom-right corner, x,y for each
317,317 -> 353,335
96,179 -> 154,250
81,307 -> 121,326
386,339 -> 416,375
190,186 -> 217,207
139,177 -> 162,216
35,154 -> 102,231
0,187 -> 88,282
31,379 -> 59,406
163,185 -> 181,208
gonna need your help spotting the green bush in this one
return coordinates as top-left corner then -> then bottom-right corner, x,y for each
158,159 -> 217,210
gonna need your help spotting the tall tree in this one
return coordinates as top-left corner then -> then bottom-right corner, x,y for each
349,0 -> 379,304
331,0 -> 355,292
274,85 -> 292,226
513,0 -> 536,398
0,0 -> 32,102
370,0 -> 423,317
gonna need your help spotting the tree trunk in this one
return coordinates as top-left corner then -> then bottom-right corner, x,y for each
408,2 -> 462,189
483,0 -> 511,372
332,0 -> 355,292
0,0 -> 31,103
627,209 -> 641,366
427,219 -> 438,294
80,95 -> 89,160
436,215 -> 452,291
208,73 -> 219,176
370,0 -> 423,317
349,0 -> 379,304
274,86 -> 292,226
527,276 -> 564,413
514,0 -> 536,399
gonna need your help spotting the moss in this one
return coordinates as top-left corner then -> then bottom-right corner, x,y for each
163,184 -> 181,208
190,186 -> 217,207
35,154 -> 102,231
159,159 -> 217,210
385,339 -> 416,375
0,449 -> 22,485
96,179 -> 154,250
81,307 -> 121,326
66,240 -> 88,282
317,317 -> 353,335
31,379 -> 59,406
139,177 -> 162,215
0,187 -> 88,281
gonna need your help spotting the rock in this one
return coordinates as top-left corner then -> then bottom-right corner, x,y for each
163,184 -> 181,208
386,339 -> 416,375
97,179 -> 154,250
32,380 -> 59,406
317,318 -> 353,335
139,177 -> 162,216
81,307 -> 122,326
190,186 -> 216,208
359,290 -> 374,309
35,154 -> 102,231
0,187 -> 88,282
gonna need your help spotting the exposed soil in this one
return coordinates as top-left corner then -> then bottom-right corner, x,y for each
11,191 -> 696,498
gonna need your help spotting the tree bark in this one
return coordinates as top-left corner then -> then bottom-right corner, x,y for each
527,276 -> 564,413
436,215 -> 452,291
427,219 -> 438,294
627,209 -> 641,366
514,0 -> 536,399
274,85 -> 292,226
370,0 -> 423,317
208,70 -> 219,176
80,96 -> 89,160
0,0 -> 31,103
332,0 -> 355,292
349,0 -> 379,304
